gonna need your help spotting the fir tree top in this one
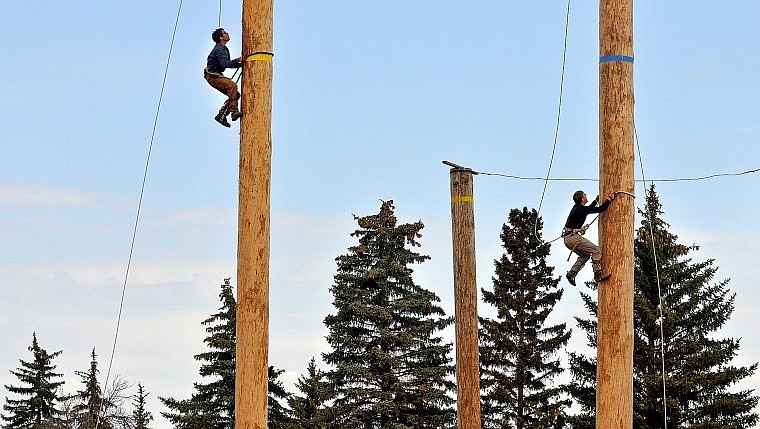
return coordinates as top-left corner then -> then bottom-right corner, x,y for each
2,333 -> 66,428
323,200 -> 455,428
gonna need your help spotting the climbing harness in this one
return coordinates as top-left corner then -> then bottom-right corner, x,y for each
563,227 -> 588,260
204,68 -> 224,77
563,226 -> 587,236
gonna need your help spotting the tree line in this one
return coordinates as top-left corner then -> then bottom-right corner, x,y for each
4,187 -> 758,428
2,336 -> 152,429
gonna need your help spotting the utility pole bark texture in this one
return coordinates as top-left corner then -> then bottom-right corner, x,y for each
598,0 -> 634,428
449,167 -> 482,429
236,1 -> 273,428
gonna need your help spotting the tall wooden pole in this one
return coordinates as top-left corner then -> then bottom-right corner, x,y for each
597,0 -> 634,428
236,1 -> 273,428
447,163 -> 482,429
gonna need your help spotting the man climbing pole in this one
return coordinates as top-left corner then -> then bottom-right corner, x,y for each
205,28 -> 243,128
563,190 -> 615,285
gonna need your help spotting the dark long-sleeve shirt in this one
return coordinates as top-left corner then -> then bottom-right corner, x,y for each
206,43 -> 242,74
564,198 -> 611,230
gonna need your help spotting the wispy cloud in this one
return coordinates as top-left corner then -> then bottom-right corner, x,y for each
142,207 -> 237,228
272,211 -> 354,238
687,61 -> 724,84
0,184 -> 97,207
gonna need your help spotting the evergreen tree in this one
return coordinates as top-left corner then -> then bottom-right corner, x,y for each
131,383 -> 152,429
160,278 -> 295,428
268,367 -> 295,429
71,348 -> 131,429
72,348 -> 108,429
323,200 -> 456,428
288,357 -> 332,428
161,278 -> 237,428
73,349 -> 100,428
2,333 -> 66,429
479,207 -> 571,429
567,185 -> 759,428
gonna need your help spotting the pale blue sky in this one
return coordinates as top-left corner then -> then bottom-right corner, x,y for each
2,1 -> 759,427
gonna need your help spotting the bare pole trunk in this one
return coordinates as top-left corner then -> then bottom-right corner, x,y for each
597,0 -> 634,428
236,0 -> 273,428
448,165 -> 482,429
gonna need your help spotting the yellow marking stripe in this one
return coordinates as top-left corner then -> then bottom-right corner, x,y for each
246,53 -> 273,62
451,196 -> 474,203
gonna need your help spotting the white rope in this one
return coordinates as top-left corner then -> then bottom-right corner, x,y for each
535,0 -> 572,240
635,123 -> 669,428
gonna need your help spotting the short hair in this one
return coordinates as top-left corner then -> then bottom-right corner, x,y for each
572,190 -> 585,204
212,28 -> 225,43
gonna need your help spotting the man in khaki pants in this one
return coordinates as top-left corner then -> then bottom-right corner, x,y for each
563,190 -> 615,285
205,28 -> 243,127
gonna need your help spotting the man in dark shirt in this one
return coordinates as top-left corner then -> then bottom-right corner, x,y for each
205,28 -> 243,127
563,190 -> 615,285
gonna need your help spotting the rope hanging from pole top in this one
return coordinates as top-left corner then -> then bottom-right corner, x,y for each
535,0 -> 573,241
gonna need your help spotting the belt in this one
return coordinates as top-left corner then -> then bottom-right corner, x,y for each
562,227 -> 583,237
204,68 -> 224,78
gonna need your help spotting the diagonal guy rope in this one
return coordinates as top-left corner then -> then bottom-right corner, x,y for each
95,1 -> 183,428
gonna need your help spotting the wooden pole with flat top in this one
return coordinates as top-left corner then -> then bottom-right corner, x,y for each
446,161 -> 482,429
236,0 -> 273,428
597,0 -> 634,427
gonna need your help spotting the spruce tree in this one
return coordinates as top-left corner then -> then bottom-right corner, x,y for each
567,185 -> 759,428
132,383 -> 153,429
2,333 -> 66,429
323,200 -> 456,428
160,278 -> 295,428
72,348 -> 124,429
479,207 -> 571,429
268,367 -> 295,429
161,278 -> 237,428
288,357 -> 332,428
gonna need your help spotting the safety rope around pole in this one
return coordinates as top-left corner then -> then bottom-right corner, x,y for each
94,1 -> 183,428
635,123 -> 669,428
535,0 -> 572,240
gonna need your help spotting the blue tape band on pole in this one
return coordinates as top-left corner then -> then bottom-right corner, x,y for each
600,55 -> 634,64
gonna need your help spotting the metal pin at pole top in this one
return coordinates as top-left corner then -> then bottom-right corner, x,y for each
442,160 -> 478,174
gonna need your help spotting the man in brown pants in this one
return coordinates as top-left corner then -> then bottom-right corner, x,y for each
205,28 -> 243,127
563,190 -> 615,285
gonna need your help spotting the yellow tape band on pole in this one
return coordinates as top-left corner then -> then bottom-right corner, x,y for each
451,196 -> 474,203
245,52 -> 274,62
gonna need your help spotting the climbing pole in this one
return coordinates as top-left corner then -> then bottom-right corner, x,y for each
597,0 -> 635,427
235,0 -> 274,428
445,160 -> 482,429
